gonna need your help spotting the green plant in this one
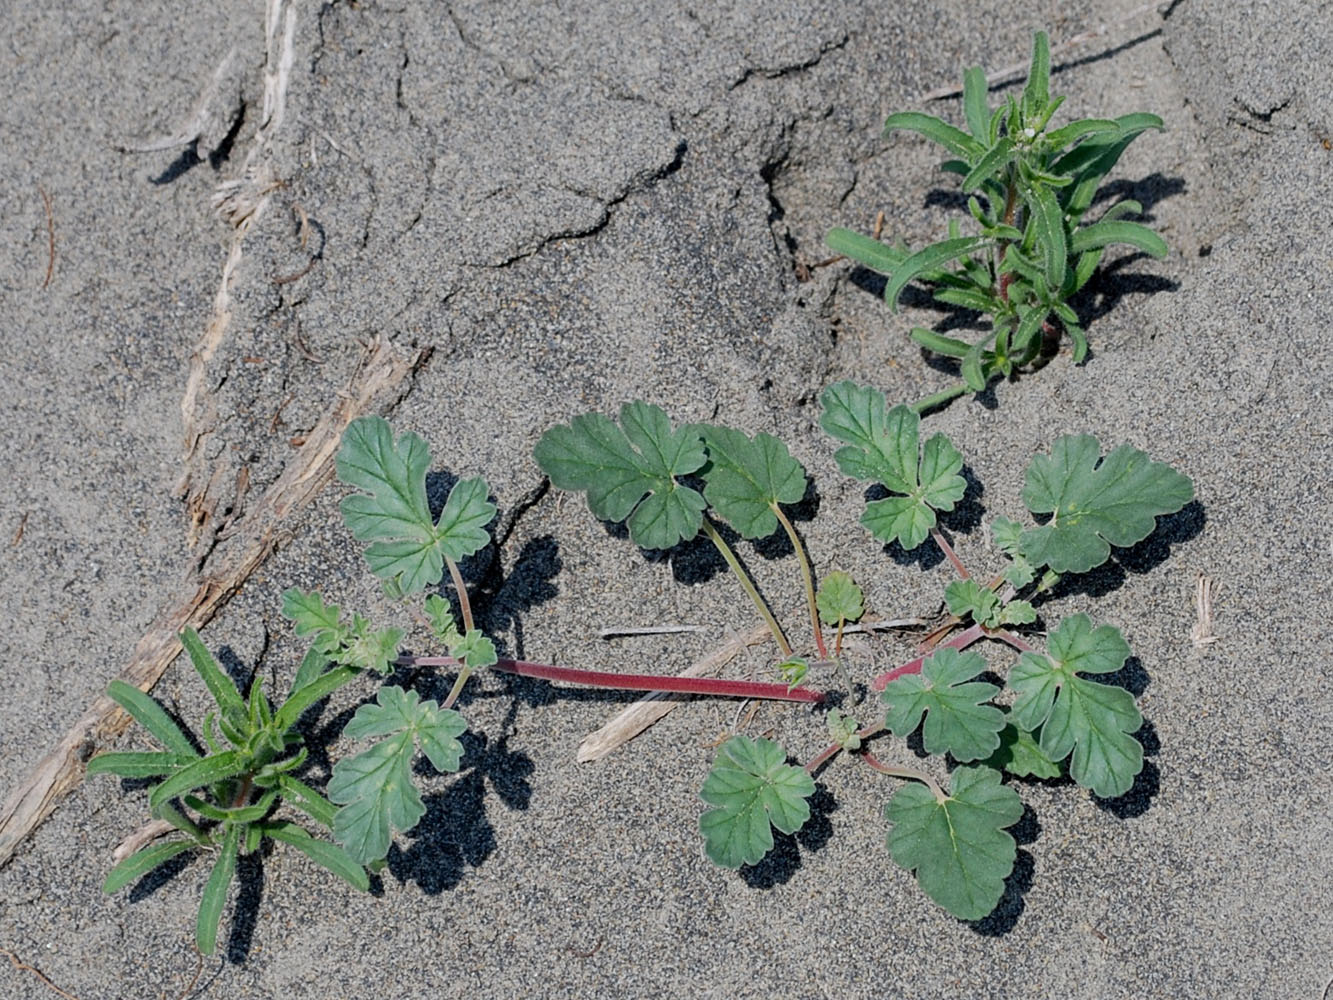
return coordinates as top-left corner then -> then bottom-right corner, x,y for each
91,417 -> 817,953
827,31 -> 1168,409
88,629 -> 371,954
539,384 -> 1193,921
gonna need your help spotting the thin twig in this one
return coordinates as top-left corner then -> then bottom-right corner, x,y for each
840,616 -> 929,635
111,818 -> 176,862
917,2 -> 1170,102
38,186 -> 55,288
1,947 -> 82,1000
10,512 -> 28,547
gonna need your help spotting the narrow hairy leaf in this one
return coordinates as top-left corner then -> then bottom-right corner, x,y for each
695,425 -> 806,539
961,137 -> 1014,191
106,680 -> 198,758
179,628 -> 246,727
260,820 -> 369,891
275,665 -> 360,731
148,751 -> 249,816
103,839 -> 198,895
816,571 -> 864,625
882,648 -> 1004,762
86,751 -> 199,780
1009,614 -> 1141,797
1026,183 -> 1067,288
699,735 -> 815,869
534,401 -> 707,550
826,228 -> 909,274
884,237 -> 992,312
1044,118 -> 1122,151
197,821 -> 240,955
276,775 -> 338,829
819,382 -> 965,550
1020,435 -> 1194,574
883,111 -> 983,160
338,416 -> 496,593
1021,32 -> 1051,113
962,66 -> 989,140
885,766 -> 1022,920
1069,220 -> 1168,259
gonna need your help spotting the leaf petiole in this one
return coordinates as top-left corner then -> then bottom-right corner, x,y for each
860,750 -> 947,803
771,504 -> 827,659
699,517 -> 792,657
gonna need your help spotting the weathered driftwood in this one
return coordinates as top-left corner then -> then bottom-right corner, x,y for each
0,338 -> 420,868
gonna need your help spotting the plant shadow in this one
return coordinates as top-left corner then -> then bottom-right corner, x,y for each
968,802 -> 1041,936
738,782 -> 837,889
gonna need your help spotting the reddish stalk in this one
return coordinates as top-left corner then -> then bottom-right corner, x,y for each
929,526 -> 970,580
397,655 -> 825,704
871,622 -> 987,691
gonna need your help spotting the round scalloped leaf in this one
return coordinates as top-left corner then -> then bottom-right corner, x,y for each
1019,435 -> 1193,575
534,402 -> 707,550
882,648 -> 1005,762
699,735 -> 814,869
1009,614 -> 1141,797
819,382 -> 965,551
885,766 -> 1022,920
696,425 -> 806,539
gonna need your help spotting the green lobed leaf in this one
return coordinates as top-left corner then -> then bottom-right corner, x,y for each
338,416 -> 496,593
197,821 -> 240,955
944,579 -> 1002,628
819,382 -> 966,550
450,629 -> 498,670
1019,435 -> 1194,574
697,425 -> 806,539
534,401 -> 707,550
106,680 -> 198,758
103,839 -> 198,895
281,589 -> 346,656
882,648 -> 1005,762
883,111 -> 983,161
885,765 -> 1022,920
699,735 -> 815,869
826,228 -> 909,274
343,616 -> 405,675
816,571 -> 864,626
984,723 -> 1063,779
1009,613 -> 1141,797
424,594 -> 462,646
329,686 -> 468,863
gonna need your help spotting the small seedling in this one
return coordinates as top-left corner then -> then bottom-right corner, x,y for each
88,629 -> 370,954
541,384 -> 1193,920
828,31 -> 1168,408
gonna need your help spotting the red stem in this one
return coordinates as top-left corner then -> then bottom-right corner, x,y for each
870,622 -> 987,691
396,655 -> 825,704
930,526 -> 970,580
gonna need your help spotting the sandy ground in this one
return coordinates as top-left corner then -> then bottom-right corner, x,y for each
0,0 -> 1329,997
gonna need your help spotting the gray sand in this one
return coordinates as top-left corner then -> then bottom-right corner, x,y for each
1,1 -> 1329,997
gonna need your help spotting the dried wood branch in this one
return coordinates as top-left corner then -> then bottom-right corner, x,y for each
0,338 -> 420,869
